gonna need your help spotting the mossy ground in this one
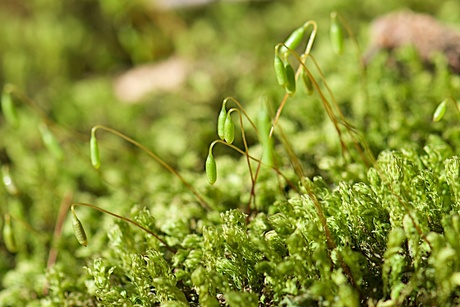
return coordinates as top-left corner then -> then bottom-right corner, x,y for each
1,0 -> 460,306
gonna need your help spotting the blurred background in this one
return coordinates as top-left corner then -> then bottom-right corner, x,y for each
2,0 -> 459,129
1,0 -> 460,304
1,0 -> 459,153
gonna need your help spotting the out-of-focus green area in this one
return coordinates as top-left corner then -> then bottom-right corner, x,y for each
2,0 -> 460,305
1,0 -> 459,148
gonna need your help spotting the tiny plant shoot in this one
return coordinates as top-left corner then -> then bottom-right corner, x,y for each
207,98 -> 261,210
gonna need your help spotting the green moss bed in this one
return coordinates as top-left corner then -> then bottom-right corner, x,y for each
2,0 -> 460,306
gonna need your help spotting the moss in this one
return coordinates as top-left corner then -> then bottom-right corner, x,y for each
2,0 -> 460,306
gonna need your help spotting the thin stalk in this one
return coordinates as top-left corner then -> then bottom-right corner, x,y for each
228,108 -> 257,214
6,84 -> 87,140
303,21 -> 318,55
92,125 -> 211,210
303,52 -> 430,251
72,202 -> 175,252
306,54 -> 374,165
209,139 -> 298,193
269,28 -> 360,290
223,97 -> 258,132
269,21 -> 316,137
269,91 -> 290,138
44,191 -> 73,295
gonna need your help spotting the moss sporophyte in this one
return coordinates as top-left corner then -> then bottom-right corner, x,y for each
3,8 -> 460,306
70,203 -> 174,252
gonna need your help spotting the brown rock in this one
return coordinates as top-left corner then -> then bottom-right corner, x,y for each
364,10 -> 460,73
113,57 -> 190,103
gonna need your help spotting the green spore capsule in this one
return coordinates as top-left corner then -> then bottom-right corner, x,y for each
284,62 -> 296,96
280,26 -> 306,55
3,214 -> 17,253
205,151 -> 217,185
217,104 -> 227,140
224,113 -> 235,144
432,99 -> 447,122
330,12 -> 344,55
1,88 -> 19,128
90,130 -> 101,170
274,54 -> 287,87
71,206 -> 88,247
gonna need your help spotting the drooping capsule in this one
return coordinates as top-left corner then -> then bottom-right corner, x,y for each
217,103 -> 227,140
90,130 -> 101,170
224,113 -> 235,144
284,62 -> 296,96
279,26 -> 306,56
205,151 -> 217,185
274,54 -> 287,87
71,206 -> 88,247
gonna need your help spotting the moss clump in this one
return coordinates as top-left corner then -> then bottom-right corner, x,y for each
2,1 -> 460,306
